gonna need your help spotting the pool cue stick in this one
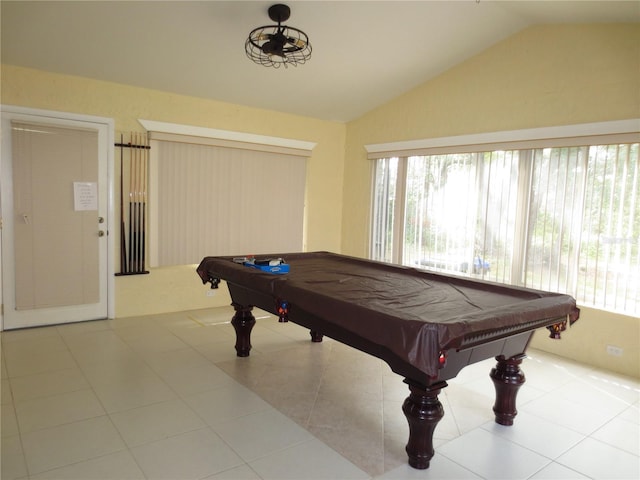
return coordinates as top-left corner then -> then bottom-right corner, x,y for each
130,133 -> 135,272
136,132 -> 144,272
136,132 -> 143,272
133,132 -> 140,272
119,134 -> 127,273
140,134 -> 147,271
128,133 -> 135,273
133,132 -> 139,272
129,133 -> 135,273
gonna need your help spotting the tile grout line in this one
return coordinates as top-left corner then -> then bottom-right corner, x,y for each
59,322 -> 145,479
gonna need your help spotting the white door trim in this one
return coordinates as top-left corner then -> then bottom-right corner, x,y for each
0,105 -> 115,330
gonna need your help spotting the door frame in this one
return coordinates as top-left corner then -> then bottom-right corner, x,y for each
0,105 -> 115,330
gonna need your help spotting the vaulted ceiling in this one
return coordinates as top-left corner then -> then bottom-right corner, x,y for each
2,1 -> 638,122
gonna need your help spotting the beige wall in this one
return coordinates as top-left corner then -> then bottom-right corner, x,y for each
1,64 -> 346,316
340,24 -> 640,378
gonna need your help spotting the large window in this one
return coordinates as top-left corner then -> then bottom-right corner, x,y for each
142,121 -> 315,267
369,123 -> 639,316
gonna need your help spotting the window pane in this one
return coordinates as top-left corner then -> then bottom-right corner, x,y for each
476,150 -> 519,284
403,154 -> 478,274
525,147 -> 586,294
578,143 -> 639,313
401,152 -> 518,280
371,157 -> 398,262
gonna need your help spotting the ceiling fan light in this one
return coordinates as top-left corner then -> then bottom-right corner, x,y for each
290,38 -> 306,49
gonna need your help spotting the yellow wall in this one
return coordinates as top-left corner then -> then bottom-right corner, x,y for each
1,64 -> 346,316
342,24 -> 640,258
341,24 -> 640,378
530,306 -> 639,378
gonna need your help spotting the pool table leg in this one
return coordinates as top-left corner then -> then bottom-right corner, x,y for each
309,330 -> 323,342
402,380 -> 447,469
490,353 -> 526,426
231,304 -> 256,357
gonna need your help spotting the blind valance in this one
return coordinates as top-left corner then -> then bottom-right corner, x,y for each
365,120 -> 639,159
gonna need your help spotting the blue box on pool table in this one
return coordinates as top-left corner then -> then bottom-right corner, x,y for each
234,257 -> 290,274
245,262 -> 290,274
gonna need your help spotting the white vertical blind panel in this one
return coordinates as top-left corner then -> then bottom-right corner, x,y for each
156,141 -> 306,266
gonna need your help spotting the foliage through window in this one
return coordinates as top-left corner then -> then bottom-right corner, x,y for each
371,140 -> 639,316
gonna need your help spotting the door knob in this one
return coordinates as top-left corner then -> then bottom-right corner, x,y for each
98,230 -> 105,237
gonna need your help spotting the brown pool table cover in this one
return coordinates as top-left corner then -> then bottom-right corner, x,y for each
197,252 -> 579,377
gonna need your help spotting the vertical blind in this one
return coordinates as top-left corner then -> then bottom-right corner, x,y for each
370,132 -> 639,316
152,138 -> 307,266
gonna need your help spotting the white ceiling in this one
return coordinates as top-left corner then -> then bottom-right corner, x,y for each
2,1 -> 639,122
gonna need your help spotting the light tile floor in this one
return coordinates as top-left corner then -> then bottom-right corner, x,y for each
1,306 -> 638,479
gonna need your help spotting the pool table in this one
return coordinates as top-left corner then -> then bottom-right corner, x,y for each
197,252 -> 579,469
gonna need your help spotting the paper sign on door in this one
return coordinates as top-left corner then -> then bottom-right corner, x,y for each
73,182 -> 98,211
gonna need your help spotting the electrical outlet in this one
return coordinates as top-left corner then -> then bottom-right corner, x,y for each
206,290 -> 215,297
606,345 -> 623,357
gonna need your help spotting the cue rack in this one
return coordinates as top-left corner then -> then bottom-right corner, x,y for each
115,132 -> 150,276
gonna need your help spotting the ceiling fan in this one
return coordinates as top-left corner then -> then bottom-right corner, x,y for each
245,3 -> 312,68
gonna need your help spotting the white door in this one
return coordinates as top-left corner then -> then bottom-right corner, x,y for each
1,108 -> 113,329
